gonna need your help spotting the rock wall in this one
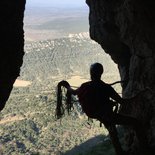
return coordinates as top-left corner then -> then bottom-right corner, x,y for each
0,0 -> 155,154
0,0 -> 26,110
86,0 -> 155,154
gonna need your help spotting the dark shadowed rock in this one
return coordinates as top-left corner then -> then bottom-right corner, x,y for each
86,0 -> 155,154
0,0 -> 25,110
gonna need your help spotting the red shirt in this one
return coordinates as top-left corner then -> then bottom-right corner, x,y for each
77,80 -> 117,119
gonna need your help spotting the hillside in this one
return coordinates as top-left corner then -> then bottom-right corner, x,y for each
0,34 -> 121,155
21,33 -> 119,92
0,91 -> 116,155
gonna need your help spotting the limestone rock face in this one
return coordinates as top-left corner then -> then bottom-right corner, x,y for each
86,0 -> 155,154
0,0 -> 26,110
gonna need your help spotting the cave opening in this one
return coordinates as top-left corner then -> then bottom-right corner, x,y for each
1,0 -> 155,155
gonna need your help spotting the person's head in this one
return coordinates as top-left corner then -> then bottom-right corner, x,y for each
90,63 -> 104,81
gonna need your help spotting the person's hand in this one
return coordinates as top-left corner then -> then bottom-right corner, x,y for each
58,80 -> 70,88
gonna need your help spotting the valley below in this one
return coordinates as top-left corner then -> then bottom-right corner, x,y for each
0,5 -> 121,155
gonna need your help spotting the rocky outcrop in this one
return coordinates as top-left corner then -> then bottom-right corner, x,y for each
86,0 -> 155,154
0,0 -> 26,110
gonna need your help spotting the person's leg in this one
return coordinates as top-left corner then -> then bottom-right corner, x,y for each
105,124 -> 124,155
99,115 -> 125,155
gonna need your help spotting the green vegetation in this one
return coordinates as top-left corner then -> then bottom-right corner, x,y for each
0,91 -> 109,155
0,36 -> 121,155
23,36 -> 120,91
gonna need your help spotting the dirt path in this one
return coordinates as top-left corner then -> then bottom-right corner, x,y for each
0,115 -> 25,125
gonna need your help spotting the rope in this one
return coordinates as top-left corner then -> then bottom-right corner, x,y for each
70,80 -> 125,89
109,80 -> 126,86
55,81 -> 74,119
55,82 -> 64,119
55,80 -> 124,120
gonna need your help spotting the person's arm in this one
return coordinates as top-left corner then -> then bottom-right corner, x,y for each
108,85 -> 127,105
58,80 -> 78,95
66,85 -> 78,95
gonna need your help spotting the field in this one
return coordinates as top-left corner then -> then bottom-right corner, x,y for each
24,7 -> 89,41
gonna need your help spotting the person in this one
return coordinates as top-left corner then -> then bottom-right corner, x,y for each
58,63 -> 149,155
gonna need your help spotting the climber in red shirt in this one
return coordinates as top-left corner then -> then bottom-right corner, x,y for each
60,63 -> 135,124
57,63 -> 149,155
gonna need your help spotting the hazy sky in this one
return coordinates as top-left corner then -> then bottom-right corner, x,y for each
26,0 -> 87,8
